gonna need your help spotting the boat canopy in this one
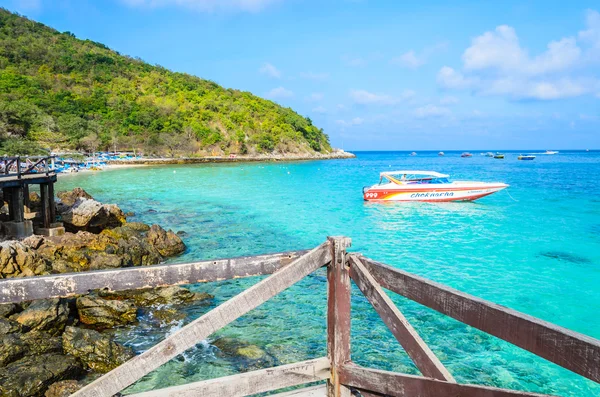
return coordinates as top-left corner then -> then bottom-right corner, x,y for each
380,171 -> 449,178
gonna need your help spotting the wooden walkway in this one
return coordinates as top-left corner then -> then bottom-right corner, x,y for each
0,236 -> 598,397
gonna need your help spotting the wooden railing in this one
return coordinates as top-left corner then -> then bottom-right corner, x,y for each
0,155 -> 55,179
0,237 -> 598,397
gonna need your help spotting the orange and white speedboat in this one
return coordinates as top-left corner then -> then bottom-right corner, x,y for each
363,171 -> 508,202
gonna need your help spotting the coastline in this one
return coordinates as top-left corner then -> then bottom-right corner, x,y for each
104,150 -> 355,166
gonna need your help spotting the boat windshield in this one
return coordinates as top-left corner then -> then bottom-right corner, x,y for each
380,174 -> 450,185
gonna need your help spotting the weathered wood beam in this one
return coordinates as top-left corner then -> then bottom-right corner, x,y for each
348,255 -> 454,382
327,237 -> 353,397
40,183 -> 51,228
71,241 -> 332,397
360,256 -> 600,384
339,364 -> 555,397
128,357 -> 330,397
0,249 -> 310,304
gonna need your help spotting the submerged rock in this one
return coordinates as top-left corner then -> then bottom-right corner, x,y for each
149,307 -> 187,324
213,337 -> 276,372
98,286 -> 213,306
0,240 -> 50,278
0,353 -> 82,397
45,380 -> 83,397
76,295 -> 137,328
11,298 -> 69,336
62,326 -> 134,373
146,224 -> 185,257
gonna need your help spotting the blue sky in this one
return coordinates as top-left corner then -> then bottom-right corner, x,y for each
2,0 -> 600,150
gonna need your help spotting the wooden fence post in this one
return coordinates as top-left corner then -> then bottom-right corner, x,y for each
327,236 -> 352,397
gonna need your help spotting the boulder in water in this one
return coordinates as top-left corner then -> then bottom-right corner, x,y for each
11,299 -> 69,336
213,337 -> 276,371
146,224 -> 185,257
76,295 -> 137,328
62,326 -> 134,373
56,188 -> 93,206
58,198 -> 126,233
0,353 -> 82,397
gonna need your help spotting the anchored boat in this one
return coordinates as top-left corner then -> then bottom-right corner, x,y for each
461,152 -> 472,158
494,153 -> 505,159
518,154 -> 536,160
363,171 -> 508,202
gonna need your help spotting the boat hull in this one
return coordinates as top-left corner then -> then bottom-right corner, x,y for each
363,184 -> 508,202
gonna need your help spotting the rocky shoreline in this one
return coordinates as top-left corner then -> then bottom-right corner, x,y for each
105,149 -> 355,166
0,188 -> 202,397
0,188 -> 282,397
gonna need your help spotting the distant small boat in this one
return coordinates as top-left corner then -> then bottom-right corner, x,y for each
461,152 -> 472,158
410,152 -> 417,156
494,153 -> 505,159
438,152 -> 444,156
518,154 -> 536,161
544,150 -> 559,155
485,152 -> 494,157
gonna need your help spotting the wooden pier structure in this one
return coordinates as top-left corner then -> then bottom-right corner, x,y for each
0,237 -> 599,396
0,155 -> 62,237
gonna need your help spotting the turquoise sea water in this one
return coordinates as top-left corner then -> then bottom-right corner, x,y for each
56,151 -> 600,396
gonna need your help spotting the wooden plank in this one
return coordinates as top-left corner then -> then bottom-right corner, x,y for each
348,255 -> 454,382
71,242 -> 332,397
326,236 -> 352,397
0,249 -> 310,304
271,385 -> 327,397
360,256 -> 600,384
128,357 -> 330,397
40,183 -> 51,228
339,364 -> 555,397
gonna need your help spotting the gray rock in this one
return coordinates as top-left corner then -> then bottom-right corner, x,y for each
99,286 -> 213,306
0,334 -> 26,366
0,303 -> 19,318
0,317 -> 23,335
62,326 -> 134,373
146,224 -> 185,257
45,380 -> 83,397
11,299 -> 69,336
76,295 -> 137,328
0,353 -> 82,397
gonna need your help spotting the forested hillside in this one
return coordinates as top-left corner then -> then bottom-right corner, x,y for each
0,9 -> 332,156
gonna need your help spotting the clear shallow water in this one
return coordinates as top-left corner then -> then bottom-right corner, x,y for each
56,151 -> 600,396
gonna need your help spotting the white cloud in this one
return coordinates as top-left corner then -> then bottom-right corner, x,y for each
437,67 -> 476,89
122,0 -> 280,12
579,9 -> 600,49
463,25 -> 581,75
259,63 -> 281,79
391,50 -> 424,69
440,96 -> 459,105
349,89 -> 414,105
336,117 -> 364,126
312,106 -> 327,114
438,12 -> 600,100
266,86 -> 293,99
414,105 -> 451,118
300,72 -> 330,81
